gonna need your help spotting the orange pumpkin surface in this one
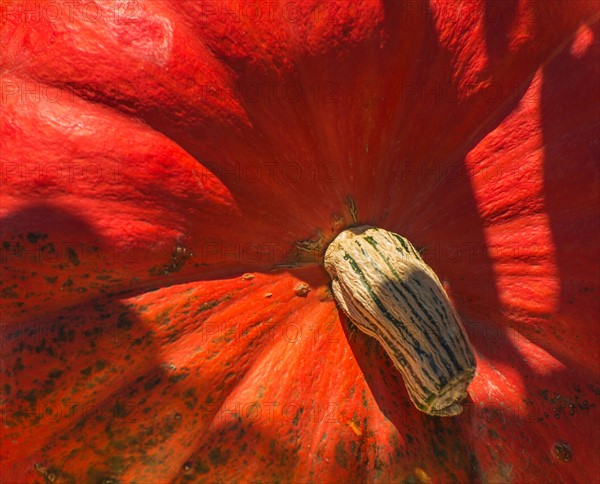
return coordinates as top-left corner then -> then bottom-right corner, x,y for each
1,0 -> 599,482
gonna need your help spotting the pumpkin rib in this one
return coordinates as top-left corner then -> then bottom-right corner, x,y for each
468,326 -> 600,482
411,9 -> 600,203
2,269 -> 333,481
0,87 -> 247,321
463,17 -> 600,375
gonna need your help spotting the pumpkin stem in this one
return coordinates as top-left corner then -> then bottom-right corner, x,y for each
324,225 -> 477,417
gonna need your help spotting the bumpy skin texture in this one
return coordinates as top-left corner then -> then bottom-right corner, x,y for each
1,1 -> 599,482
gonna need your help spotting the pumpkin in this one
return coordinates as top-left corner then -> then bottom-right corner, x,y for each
1,0 -> 598,482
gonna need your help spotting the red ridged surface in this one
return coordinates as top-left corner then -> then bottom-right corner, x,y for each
1,1 -> 598,481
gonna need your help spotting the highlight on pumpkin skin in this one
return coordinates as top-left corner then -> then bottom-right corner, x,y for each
324,225 -> 477,417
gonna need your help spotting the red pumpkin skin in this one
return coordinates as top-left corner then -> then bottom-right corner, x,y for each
1,0 -> 599,482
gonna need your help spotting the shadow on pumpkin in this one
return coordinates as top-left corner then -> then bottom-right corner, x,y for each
1,280 -> 167,481
1,205 -> 172,481
4,4 -> 598,483
481,0 -> 518,65
0,204 -> 308,482
0,203 -> 104,322
0,203 -> 170,324
539,17 -> 600,375
172,420 -> 303,482
341,317 -> 480,481
337,1 -> 600,479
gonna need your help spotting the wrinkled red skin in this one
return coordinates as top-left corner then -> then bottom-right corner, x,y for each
1,1 -> 599,482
